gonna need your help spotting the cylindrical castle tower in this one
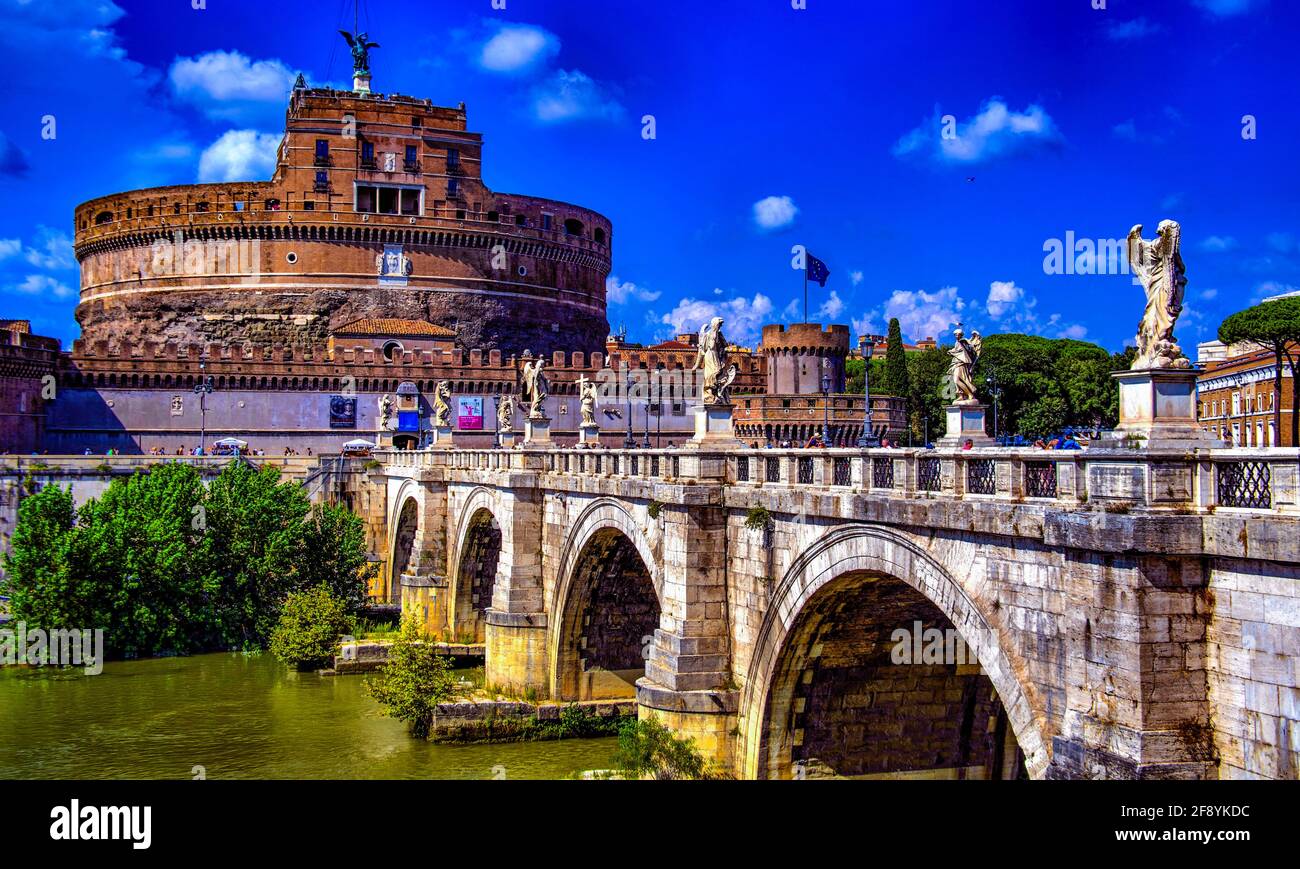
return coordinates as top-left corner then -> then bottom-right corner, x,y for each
72,82 -> 611,358
760,323 -> 850,395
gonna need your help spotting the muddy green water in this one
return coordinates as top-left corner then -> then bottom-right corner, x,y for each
0,652 -> 616,779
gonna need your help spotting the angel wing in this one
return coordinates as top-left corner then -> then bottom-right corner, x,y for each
339,30 -> 356,48
364,40 -> 381,50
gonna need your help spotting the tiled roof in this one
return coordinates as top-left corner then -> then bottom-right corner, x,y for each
332,319 -> 457,338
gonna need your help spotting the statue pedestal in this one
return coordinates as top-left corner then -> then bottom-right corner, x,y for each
498,431 -> 517,449
523,415 -> 552,446
427,425 -> 454,450
578,423 -> 601,448
353,73 -> 371,95
688,403 -> 744,449
1109,368 -> 1223,450
938,403 -> 993,448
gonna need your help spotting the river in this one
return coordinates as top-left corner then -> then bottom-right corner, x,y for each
0,652 -> 617,779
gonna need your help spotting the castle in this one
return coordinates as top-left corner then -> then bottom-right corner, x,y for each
4,55 -> 907,455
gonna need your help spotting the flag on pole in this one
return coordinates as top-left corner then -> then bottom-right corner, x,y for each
805,252 -> 830,287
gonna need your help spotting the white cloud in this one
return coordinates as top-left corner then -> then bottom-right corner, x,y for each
605,275 -> 661,305
1112,120 -> 1139,141
8,274 -> 75,299
23,227 -> 75,271
1199,288 -> 1219,300
985,280 -> 1026,319
0,239 -> 20,260
752,195 -> 798,231
479,23 -> 560,73
1057,323 -> 1088,340
850,270 -> 864,286
852,316 -> 879,339
894,99 -> 1062,165
198,130 -> 281,183
531,69 -> 624,123
170,51 -> 298,121
818,290 -> 845,320
881,286 -> 966,341
658,293 -> 774,346
1107,17 -> 1162,40
1193,0 -> 1266,16
1200,235 -> 1238,253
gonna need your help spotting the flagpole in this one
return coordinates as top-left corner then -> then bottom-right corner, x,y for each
803,265 -> 808,324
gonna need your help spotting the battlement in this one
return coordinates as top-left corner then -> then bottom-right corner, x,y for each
760,323 -> 851,355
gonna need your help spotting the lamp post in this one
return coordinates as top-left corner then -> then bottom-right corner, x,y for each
857,338 -> 876,448
193,354 -> 215,456
624,366 -> 636,449
821,361 -> 832,448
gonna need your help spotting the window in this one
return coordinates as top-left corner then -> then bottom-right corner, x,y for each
382,340 -> 403,361
594,227 -> 606,244
1231,392 -> 1240,415
541,213 -> 553,231
361,141 -> 375,165
487,211 -> 498,222
314,170 -> 329,191
564,218 -> 583,236
404,145 -> 418,171
94,211 -> 113,225
446,148 -> 459,168
447,179 -> 460,198
515,214 -> 527,226
173,203 -> 182,215
354,184 -> 421,216
456,209 -> 466,220
411,116 -> 422,128
303,200 -> 315,210
233,201 -> 245,212
314,139 -> 330,165
405,145 -> 417,162
265,198 -> 281,211
195,201 -> 209,212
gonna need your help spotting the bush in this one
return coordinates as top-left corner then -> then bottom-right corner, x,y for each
366,615 -> 459,738
611,715 -> 708,780
269,585 -> 356,670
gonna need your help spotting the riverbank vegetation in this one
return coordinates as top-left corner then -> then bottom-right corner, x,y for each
611,716 -> 711,780
1,461 -> 375,658
270,585 -> 357,670
366,615 -> 459,738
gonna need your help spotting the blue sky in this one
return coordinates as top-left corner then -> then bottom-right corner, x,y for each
1,0 -> 1297,352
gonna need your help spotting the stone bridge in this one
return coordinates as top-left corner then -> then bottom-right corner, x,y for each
375,444 -> 1300,780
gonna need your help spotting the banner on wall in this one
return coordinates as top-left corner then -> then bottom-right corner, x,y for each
457,396 -> 483,430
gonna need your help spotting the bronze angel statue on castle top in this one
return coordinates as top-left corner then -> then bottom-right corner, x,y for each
339,30 -> 380,76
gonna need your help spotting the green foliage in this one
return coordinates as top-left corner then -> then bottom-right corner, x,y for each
907,346 -> 951,442
845,356 -> 887,397
971,334 -> 1123,437
647,500 -> 663,520
0,461 -> 373,658
366,614 -> 459,738
269,585 -> 356,670
882,318 -> 911,399
743,505 -> 772,531
611,715 -> 708,780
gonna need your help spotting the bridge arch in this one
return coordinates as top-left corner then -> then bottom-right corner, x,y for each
387,484 -> 422,602
549,499 -> 662,702
450,487 -> 506,644
740,524 -> 1049,780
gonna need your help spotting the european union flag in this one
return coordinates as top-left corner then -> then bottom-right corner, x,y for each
806,253 -> 830,287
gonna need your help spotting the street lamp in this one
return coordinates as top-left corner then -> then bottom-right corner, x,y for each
821,360 -> 832,447
857,337 -> 876,448
193,354 -> 215,456
624,366 -> 636,449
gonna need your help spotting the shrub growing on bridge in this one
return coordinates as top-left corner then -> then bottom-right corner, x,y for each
612,715 -> 709,780
366,614 -> 459,738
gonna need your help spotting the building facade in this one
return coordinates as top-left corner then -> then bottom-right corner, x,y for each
0,321 -> 59,454
1197,343 -> 1296,447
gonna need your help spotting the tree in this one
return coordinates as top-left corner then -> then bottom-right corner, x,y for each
270,585 -> 356,671
882,318 -> 911,400
611,715 -> 709,780
907,345 -> 951,443
0,484 -> 85,633
1219,297 -> 1300,446
294,504 -> 375,614
845,356 -> 886,396
366,614 -> 459,738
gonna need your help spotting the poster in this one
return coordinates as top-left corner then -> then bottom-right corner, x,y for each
329,395 -> 357,428
457,396 -> 483,430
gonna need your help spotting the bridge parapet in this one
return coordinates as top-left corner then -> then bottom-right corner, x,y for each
377,446 -> 1300,515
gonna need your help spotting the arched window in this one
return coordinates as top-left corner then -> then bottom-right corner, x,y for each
564,218 -> 584,236
94,211 -> 113,225
594,227 -> 606,245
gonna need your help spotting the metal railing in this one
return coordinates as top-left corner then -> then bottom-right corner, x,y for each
372,446 -> 1300,514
